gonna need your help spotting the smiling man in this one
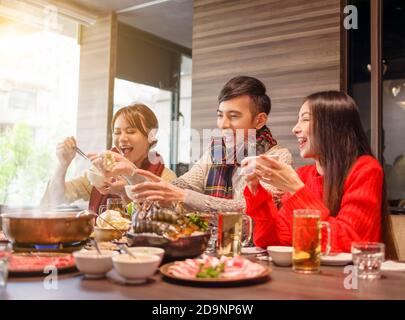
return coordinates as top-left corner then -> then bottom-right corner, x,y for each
129,76 -> 293,212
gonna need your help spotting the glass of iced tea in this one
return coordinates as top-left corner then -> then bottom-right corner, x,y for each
216,212 -> 252,257
292,209 -> 331,274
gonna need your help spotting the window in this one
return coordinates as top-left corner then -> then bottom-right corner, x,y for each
0,17 -> 80,207
382,0 -> 405,203
178,55 -> 192,166
347,0 -> 405,206
8,89 -> 36,110
113,78 -> 173,165
347,0 -> 371,136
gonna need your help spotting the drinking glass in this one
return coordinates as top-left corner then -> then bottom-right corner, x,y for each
0,243 -> 12,288
204,213 -> 218,256
216,212 -> 253,257
293,209 -> 331,274
352,242 -> 385,279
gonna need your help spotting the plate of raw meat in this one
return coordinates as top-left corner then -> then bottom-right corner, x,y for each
8,252 -> 76,276
159,255 -> 271,286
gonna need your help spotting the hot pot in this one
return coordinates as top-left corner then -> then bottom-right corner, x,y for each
1,211 -> 95,245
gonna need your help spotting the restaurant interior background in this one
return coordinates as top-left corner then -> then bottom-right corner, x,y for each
0,0 -> 404,256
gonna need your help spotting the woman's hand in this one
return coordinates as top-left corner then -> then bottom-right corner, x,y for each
130,169 -> 186,203
105,176 -> 128,197
95,176 -> 128,197
245,172 -> 261,195
56,136 -> 76,169
253,155 -> 305,194
94,180 -> 111,195
240,158 -> 260,194
89,151 -> 135,177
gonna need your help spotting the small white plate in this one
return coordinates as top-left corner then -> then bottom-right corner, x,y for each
321,253 -> 352,266
106,270 -> 148,285
241,247 -> 267,255
83,273 -> 106,279
381,260 -> 405,272
256,255 -> 272,262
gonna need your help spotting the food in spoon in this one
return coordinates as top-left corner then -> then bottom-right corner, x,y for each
102,152 -> 116,171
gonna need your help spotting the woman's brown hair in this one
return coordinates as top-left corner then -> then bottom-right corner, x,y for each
305,91 -> 397,259
111,103 -> 158,147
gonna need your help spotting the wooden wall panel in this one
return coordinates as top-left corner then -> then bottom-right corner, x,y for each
192,0 -> 341,166
76,14 -> 117,174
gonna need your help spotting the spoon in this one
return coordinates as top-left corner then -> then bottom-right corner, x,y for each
118,244 -> 138,259
92,239 -> 102,255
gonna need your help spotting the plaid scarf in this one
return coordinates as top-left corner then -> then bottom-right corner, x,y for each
205,126 -> 277,199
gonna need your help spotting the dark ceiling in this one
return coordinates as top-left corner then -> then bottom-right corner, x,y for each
71,0 -> 193,49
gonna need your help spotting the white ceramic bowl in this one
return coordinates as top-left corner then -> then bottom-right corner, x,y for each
86,167 -> 106,189
112,253 -> 160,280
240,155 -> 279,176
267,246 -> 293,267
73,249 -> 118,277
93,227 -> 126,242
127,247 -> 165,264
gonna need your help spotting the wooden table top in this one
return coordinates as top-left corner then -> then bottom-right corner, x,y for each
3,257 -> 405,300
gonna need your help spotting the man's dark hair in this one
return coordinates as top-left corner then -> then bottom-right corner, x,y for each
218,76 -> 271,115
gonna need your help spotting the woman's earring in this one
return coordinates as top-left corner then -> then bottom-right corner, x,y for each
148,129 -> 158,145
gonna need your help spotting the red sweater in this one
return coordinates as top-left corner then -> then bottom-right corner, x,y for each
244,155 -> 383,253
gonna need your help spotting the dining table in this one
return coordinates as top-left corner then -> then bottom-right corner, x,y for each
2,255 -> 405,300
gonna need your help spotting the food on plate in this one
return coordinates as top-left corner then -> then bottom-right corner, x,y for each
130,202 -> 209,240
96,209 -> 131,230
167,255 -> 266,279
187,213 -> 209,232
8,253 -> 75,273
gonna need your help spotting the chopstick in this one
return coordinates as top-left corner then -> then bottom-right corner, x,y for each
76,146 -> 90,161
95,212 -> 125,231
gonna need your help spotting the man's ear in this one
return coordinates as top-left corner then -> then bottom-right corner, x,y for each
255,112 -> 268,129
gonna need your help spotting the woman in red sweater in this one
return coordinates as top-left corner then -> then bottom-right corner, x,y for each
243,91 -> 385,253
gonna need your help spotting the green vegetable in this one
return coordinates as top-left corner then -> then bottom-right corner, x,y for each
196,262 -> 225,278
187,213 -> 209,231
127,202 -> 135,219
